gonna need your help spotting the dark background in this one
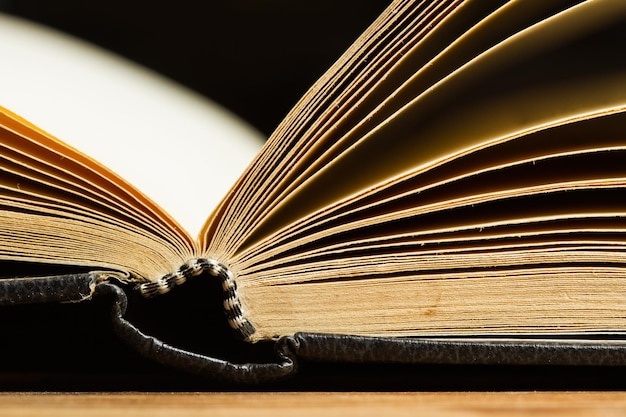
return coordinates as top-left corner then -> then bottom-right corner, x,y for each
0,0 -> 389,136
0,0 -> 624,391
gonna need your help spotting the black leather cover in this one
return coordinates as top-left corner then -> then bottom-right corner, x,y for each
289,332 -> 626,367
3,273 -> 626,383
95,281 -> 297,384
101,273 -> 626,382
0,273 -> 96,305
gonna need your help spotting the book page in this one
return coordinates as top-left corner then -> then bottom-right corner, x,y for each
0,13 -> 264,239
198,0 -> 626,341
236,0 -> 626,251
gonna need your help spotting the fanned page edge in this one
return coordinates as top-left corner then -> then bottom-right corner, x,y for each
0,106 -> 199,279
196,0 -> 626,341
220,0 -> 573,253
233,0 -> 626,254
0,107 -> 193,245
237,111 -> 626,275
199,0 -> 465,255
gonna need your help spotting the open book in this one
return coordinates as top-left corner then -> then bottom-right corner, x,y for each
2,0 -> 626,382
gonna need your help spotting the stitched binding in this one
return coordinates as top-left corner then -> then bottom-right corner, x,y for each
137,258 -> 255,339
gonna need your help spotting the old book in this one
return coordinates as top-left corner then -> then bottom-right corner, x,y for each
2,0 -> 626,382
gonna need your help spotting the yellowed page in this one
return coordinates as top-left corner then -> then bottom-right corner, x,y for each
0,107 -> 197,280
236,0 -> 626,252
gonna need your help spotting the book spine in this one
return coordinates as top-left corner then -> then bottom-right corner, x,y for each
98,280 -> 295,383
138,258 -> 255,340
0,273 -> 98,305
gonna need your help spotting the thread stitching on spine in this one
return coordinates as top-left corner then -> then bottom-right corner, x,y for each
137,259 -> 255,339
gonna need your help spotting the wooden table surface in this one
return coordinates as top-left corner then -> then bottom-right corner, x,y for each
2,392 -> 626,417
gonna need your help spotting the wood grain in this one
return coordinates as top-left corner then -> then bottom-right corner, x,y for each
2,392 -> 626,417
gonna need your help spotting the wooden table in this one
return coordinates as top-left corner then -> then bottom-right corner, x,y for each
2,392 -> 626,417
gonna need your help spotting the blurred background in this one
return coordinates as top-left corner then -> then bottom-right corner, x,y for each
0,0 -> 389,136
